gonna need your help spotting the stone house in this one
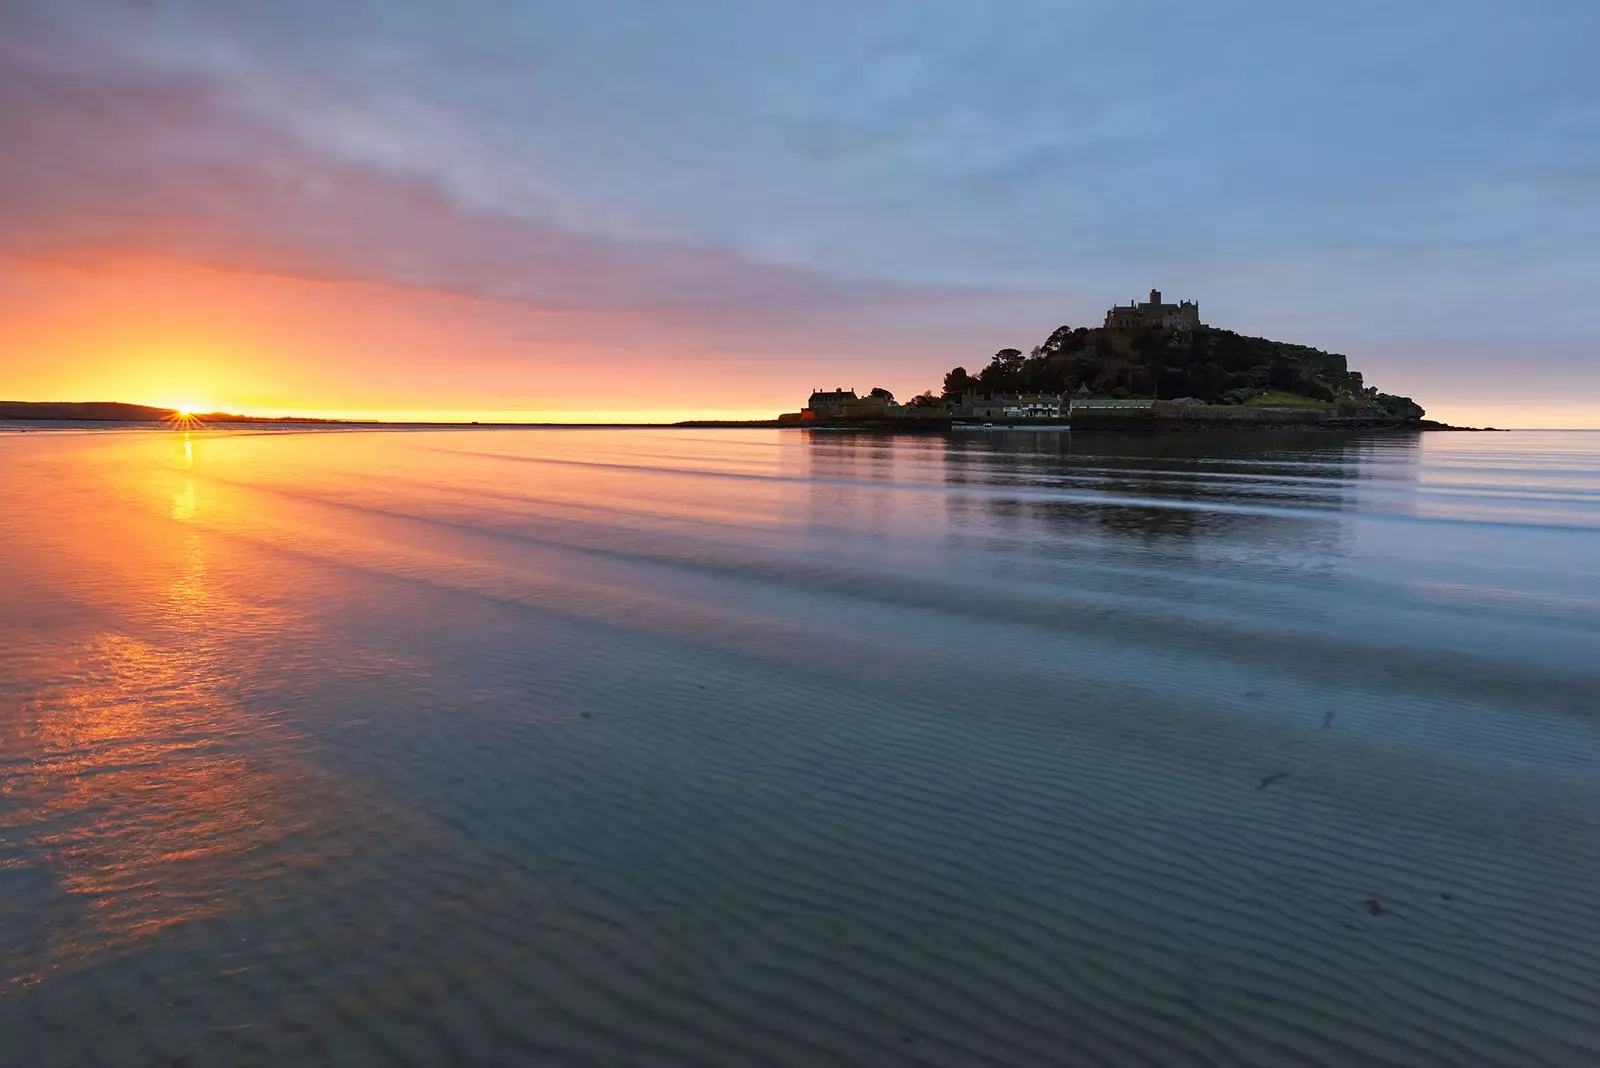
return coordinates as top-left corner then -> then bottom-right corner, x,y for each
805,389 -> 858,419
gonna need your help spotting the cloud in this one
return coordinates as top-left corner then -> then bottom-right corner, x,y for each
0,28 -> 981,329
1,0 -> 1598,419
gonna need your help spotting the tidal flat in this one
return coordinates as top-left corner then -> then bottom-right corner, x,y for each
3,426 -> 1599,1067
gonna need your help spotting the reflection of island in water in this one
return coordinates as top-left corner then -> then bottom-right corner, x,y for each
803,429 -> 1414,547
797,430 -> 1424,648
949,431 -> 1411,546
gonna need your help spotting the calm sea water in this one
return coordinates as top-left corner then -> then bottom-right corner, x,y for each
2,427 -> 1598,1067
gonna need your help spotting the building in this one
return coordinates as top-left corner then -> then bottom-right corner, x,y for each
839,393 -> 900,419
957,394 -> 1001,420
1069,397 -> 1156,411
957,393 -> 1066,420
1004,394 -> 1067,419
1104,289 -> 1201,331
805,389 -> 858,419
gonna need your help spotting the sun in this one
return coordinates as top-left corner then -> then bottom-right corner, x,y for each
164,405 -> 208,431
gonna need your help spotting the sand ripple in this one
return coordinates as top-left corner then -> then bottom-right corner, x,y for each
3,428 -> 1600,1066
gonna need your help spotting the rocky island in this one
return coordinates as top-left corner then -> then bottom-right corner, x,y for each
782,289 -> 1480,431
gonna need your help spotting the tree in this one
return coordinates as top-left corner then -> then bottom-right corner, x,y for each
942,366 -> 978,399
976,349 -> 1026,392
1041,324 -> 1076,351
868,386 -> 895,402
1031,325 -> 1077,364
908,391 -> 941,408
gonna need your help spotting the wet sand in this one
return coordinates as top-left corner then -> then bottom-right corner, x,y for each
3,428 -> 1599,1066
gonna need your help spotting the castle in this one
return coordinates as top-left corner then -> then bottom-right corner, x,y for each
1104,289 -> 1201,330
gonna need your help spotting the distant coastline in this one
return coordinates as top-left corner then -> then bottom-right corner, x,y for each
0,402 -> 776,430
0,401 -> 671,429
0,401 -> 382,425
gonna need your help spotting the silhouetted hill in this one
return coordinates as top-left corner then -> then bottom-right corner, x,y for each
0,401 -> 179,421
940,324 -> 1425,419
0,401 -> 386,424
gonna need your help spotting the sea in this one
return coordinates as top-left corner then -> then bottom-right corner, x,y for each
2,425 -> 1598,1067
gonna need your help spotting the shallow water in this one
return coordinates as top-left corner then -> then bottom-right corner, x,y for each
2,427 -> 1598,1067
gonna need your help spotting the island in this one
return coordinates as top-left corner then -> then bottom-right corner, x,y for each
781,288 -> 1485,431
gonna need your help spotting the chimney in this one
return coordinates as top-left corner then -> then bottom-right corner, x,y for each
1149,289 -> 1161,305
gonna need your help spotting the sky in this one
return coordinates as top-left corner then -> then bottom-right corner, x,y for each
1,1 -> 1597,426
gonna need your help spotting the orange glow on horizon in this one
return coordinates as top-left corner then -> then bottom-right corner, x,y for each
0,254 -> 841,425
2,252 -> 1595,430
194,407 -> 784,424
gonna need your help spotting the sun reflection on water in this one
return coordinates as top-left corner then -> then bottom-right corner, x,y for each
170,482 -> 197,523
3,437 -> 335,984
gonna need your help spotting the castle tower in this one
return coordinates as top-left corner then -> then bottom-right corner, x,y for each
1148,289 -> 1162,305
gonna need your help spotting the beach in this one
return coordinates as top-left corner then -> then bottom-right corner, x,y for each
3,427 -> 1598,1067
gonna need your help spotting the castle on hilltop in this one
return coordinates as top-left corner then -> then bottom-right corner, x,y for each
1104,289 -> 1201,331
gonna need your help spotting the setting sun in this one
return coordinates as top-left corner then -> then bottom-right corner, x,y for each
163,406 -> 208,431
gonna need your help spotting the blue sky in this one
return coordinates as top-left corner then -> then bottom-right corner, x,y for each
2,0 -> 1597,422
